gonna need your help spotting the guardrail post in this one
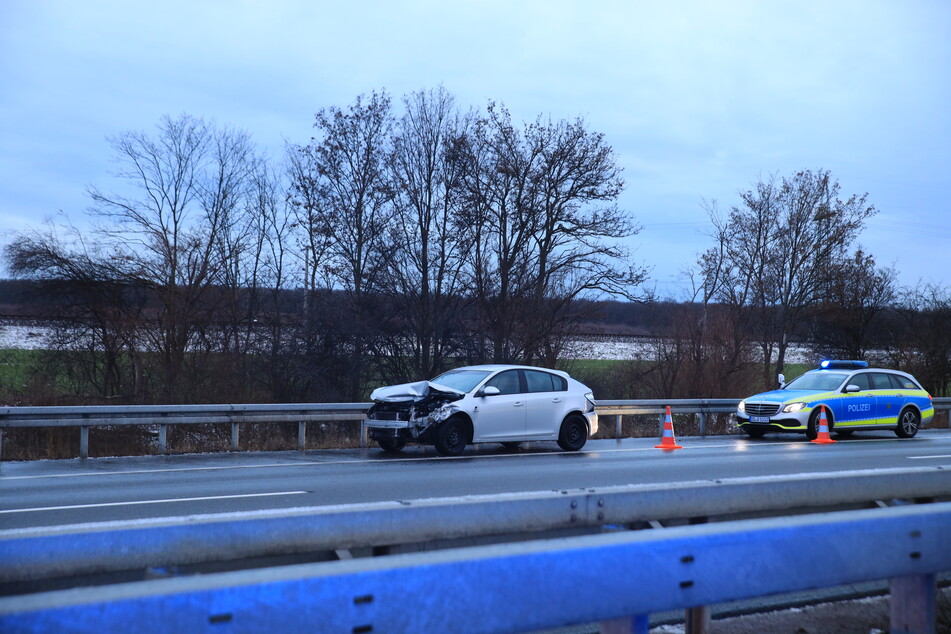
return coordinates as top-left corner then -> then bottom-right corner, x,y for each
698,412 -> 706,438
298,422 -> 306,451
0,427 -> 4,464
158,424 -> 167,455
615,414 -> 622,439
890,573 -> 936,633
360,420 -> 368,448
79,425 -> 89,459
685,606 -> 711,633
231,422 -> 240,452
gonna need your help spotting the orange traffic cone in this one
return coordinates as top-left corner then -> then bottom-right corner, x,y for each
655,406 -> 683,450
811,405 -> 836,444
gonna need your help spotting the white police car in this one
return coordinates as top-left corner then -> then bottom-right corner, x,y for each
737,360 -> 934,440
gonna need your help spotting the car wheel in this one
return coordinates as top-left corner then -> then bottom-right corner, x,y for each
557,414 -> 588,451
377,438 -> 406,453
435,417 -> 467,456
895,408 -> 920,438
806,408 -> 832,441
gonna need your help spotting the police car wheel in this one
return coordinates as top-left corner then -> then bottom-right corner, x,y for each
806,409 -> 831,441
895,408 -> 920,439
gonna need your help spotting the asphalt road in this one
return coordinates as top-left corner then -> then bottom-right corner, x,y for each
3,430 -> 951,531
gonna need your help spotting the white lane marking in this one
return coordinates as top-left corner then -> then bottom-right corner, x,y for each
0,445 -> 740,481
1,463 -> 333,480
2,435 -> 932,481
0,491 -> 308,515
908,455 -> 951,460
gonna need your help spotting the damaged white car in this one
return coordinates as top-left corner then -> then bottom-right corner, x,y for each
365,364 -> 598,456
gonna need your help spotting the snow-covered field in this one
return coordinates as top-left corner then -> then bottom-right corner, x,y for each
0,322 -> 817,363
0,323 -> 50,351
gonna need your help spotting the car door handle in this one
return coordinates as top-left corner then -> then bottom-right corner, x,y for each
513,402 -> 524,407
552,397 -> 563,403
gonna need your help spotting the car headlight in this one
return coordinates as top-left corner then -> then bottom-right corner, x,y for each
737,400 -> 746,413
782,402 -> 806,413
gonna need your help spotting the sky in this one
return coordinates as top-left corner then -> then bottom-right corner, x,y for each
1,0 -> 949,299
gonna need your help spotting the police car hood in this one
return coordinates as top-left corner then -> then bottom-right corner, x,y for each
745,389 -> 815,404
370,380 -> 465,403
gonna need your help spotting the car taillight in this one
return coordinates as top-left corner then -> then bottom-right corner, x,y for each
584,393 -> 596,412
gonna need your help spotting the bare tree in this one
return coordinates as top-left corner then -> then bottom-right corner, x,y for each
886,283 -> 951,396
86,114 -> 263,401
376,86 -> 474,381
703,170 -> 876,388
4,223 -> 147,399
289,91 -> 395,399
809,249 -> 897,359
462,104 -> 646,364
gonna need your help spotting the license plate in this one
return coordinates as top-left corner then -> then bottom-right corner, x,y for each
750,416 -> 771,423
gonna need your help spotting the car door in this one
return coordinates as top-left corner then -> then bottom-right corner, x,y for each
522,370 -> 568,438
870,372 -> 903,423
883,372 -> 911,421
471,369 -> 527,441
837,372 -> 874,428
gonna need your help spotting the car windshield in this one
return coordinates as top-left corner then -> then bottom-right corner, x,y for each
431,369 -> 493,393
784,371 -> 848,391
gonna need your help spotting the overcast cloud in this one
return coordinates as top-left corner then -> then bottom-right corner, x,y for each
1,0 -> 948,297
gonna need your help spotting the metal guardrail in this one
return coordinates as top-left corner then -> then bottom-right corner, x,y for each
0,398 -> 948,461
3,466 -> 948,586
0,403 -> 370,460
2,488 -> 949,632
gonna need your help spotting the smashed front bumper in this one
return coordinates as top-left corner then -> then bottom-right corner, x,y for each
365,402 -> 460,443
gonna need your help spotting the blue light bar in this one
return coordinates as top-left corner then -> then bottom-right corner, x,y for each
819,360 -> 869,369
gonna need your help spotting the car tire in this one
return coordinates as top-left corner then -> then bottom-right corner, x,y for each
806,408 -> 832,441
435,416 -> 467,456
895,407 -> 920,438
557,414 -> 588,451
377,438 -> 406,453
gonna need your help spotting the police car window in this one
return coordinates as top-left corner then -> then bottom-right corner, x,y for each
785,372 -> 848,391
486,370 -> 521,395
870,373 -> 894,390
888,374 -> 917,390
851,373 -> 871,391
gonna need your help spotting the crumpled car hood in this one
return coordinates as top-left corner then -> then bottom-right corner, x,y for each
370,380 -> 465,403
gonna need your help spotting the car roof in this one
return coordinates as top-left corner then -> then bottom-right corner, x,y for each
808,367 -> 913,376
447,364 -> 570,377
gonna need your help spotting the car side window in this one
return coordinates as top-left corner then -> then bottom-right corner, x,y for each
888,374 -> 916,390
850,373 -> 871,391
870,373 -> 894,390
524,370 -> 554,392
486,370 -> 521,395
523,370 -> 568,392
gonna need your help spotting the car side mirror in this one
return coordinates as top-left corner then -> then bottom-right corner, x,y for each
845,384 -> 861,393
480,385 -> 501,397
777,373 -> 786,388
